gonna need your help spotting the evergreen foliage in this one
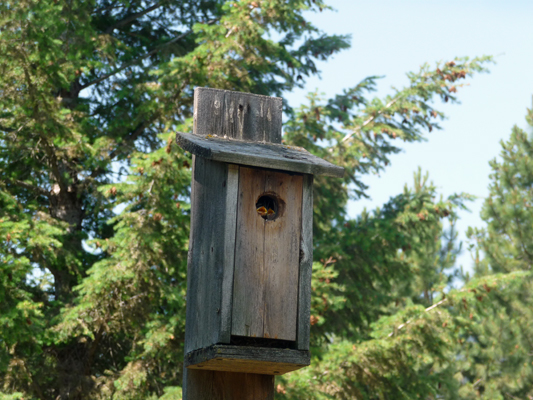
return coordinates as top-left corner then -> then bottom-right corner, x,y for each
0,0 -> 512,399
463,107 -> 533,399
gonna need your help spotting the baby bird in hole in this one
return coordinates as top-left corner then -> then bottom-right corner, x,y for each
256,197 -> 276,220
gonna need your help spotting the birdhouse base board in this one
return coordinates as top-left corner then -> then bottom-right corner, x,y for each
185,345 -> 310,376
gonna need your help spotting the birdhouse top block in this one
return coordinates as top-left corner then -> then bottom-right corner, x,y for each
178,87 -> 343,178
193,87 -> 284,144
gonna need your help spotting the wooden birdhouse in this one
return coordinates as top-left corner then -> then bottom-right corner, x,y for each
178,88 -> 344,377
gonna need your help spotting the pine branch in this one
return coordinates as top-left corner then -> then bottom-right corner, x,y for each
513,215 -> 533,264
80,18 -> 218,90
342,97 -> 401,143
3,178 -> 51,198
108,119 -> 153,160
88,116 -> 157,179
104,2 -> 163,34
84,325 -> 105,376
41,138 -> 69,194
0,124 -> 15,133
20,359 -> 46,400
92,1 -> 122,15
388,297 -> 448,337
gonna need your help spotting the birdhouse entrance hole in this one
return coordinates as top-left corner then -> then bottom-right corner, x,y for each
256,193 -> 283,221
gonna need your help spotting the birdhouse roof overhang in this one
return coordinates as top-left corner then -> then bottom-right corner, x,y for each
176,131 -> 345,178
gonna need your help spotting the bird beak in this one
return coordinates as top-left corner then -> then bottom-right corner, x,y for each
256,206 -> 268,217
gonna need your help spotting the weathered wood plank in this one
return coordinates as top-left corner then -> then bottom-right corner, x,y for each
263,172 -> 302,341
194,87 -> 283,143
184,369 -> 274,400
176,131 -> 345,178
185,345 -> 310,375
184,157 -> 238,354
220,163 -> 239,343
297,174 -> 314,350
231,167 -> 302,341
231,166 -> 266,338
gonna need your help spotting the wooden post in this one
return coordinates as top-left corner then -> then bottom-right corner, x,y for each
184,369 -> 274,399
183,88 -> 283,399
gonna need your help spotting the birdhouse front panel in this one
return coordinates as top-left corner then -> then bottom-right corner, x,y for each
231,166 -> 303,342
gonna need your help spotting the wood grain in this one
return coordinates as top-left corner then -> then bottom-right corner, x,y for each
297,174 -> 314,350
184,369 -> 274,400
220,163 -> 239,343
231,166 -> 266,339
194,87 -> 283,144
184,157 -> 239,354
176,130 -> 345,178
185,345 -> 310,375
263,171 -> 302,341
231,166 -> 303,341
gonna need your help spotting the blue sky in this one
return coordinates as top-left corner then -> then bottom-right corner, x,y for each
284,0 -> 533,273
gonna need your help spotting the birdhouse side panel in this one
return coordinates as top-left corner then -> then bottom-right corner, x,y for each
231,167 -> 303,342
184,157 -> 239,354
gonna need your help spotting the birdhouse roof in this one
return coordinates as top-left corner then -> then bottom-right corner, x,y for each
175,132 -> 345,178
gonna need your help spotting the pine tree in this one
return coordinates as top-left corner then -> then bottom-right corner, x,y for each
461,105 -> 533,399
0,0 -> 494,398
0,1 -> 348,397
275,98 -> 533,400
